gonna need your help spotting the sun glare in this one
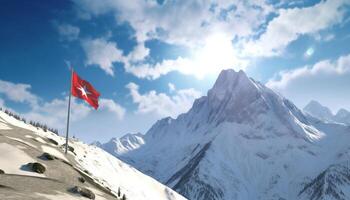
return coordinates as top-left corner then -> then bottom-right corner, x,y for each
190,33 -> 246,79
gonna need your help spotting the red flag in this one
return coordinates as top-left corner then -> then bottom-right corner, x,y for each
71,71 -> 100,109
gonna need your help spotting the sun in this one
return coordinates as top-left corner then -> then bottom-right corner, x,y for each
190,33 -> 246,79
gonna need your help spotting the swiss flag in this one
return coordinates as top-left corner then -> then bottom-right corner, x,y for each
71,71 -> 100,109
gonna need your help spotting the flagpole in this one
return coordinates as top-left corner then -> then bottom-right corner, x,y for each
65,67 -> 73,154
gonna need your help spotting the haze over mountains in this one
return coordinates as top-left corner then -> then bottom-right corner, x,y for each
304,100 -> 350,125
97,69 -> 350,200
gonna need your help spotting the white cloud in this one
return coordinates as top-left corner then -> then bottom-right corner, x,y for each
81,38 -> 124,76
57,24 -> 80,41
23,97 -> 91,129
244,0 -> 350,57
168,83 -> 176,92
0,79 -> 126,131
126,82 -> 201,118
73,0 -> 272,78
267,54 -> 350,111
99,98 -> 126,120
125,55 -> 248,80
22,97 -> 126,130
126,42 -> 150,62
124,33 -> 248,79
74,0 -> 349,80
73,0 -> 273,45
0,80 -> 39,108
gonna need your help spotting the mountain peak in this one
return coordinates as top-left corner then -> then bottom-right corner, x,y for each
306,100 -> 324,107
208,69 -> 256,101
303,100 -> 334,121
213,69 -> 250,88
336,108 -> 350,117
334,108 -> 350,124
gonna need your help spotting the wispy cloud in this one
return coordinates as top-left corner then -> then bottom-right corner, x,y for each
0,79 -> 126,130
57,24 -> 80,41
126,82 -> 201,118
267,53 -> 350,111
243,0 -> 350,57
0,80 -> 39,108
99,98 -> 126,120
81,38 -> 124,76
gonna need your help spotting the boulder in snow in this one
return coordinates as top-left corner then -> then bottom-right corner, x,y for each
28,162 -> 46,174
71,186 -> 95,199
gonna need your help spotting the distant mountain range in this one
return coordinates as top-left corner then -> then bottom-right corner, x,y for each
96,69 -> 350,200
92,133 -> 144,156
304,100 -> 350,125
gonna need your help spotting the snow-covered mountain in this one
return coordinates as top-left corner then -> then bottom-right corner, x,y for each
104,69 -> 350,200
304,100 -> 334,122
94,133 -> 145,157
334,109 -> 350,125
0,110 -> 185,200
303,100 -> 350,125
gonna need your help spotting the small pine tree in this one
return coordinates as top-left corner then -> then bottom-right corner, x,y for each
118,187 -> 121,197
43,124 -> 47,132
122,194 -> 126,200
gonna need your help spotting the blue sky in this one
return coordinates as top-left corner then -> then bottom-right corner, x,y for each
0,0 -> 350,143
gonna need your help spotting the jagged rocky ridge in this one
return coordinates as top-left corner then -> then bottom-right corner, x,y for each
100,69 -> 350,200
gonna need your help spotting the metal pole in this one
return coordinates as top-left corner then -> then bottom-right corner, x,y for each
65,68 -> 73,154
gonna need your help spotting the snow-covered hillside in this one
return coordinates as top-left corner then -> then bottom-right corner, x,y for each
103,69 -> 350,200
0,110 -> 186,200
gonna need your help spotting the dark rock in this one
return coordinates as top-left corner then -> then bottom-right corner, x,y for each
71,186 -> 95,199
68,146 -> 75,152
42,152 -> 56,160
47,138 -> 58,145
78,177 -> 86,183
83,170 -> 91,175
0,169 -> 4,174
28,162 -> 46,174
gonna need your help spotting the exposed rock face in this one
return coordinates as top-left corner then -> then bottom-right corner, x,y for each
299,162 -> 350,200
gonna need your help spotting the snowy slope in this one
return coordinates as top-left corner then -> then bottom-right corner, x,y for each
0,111 -> 186,200
106,69 -> 350,200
